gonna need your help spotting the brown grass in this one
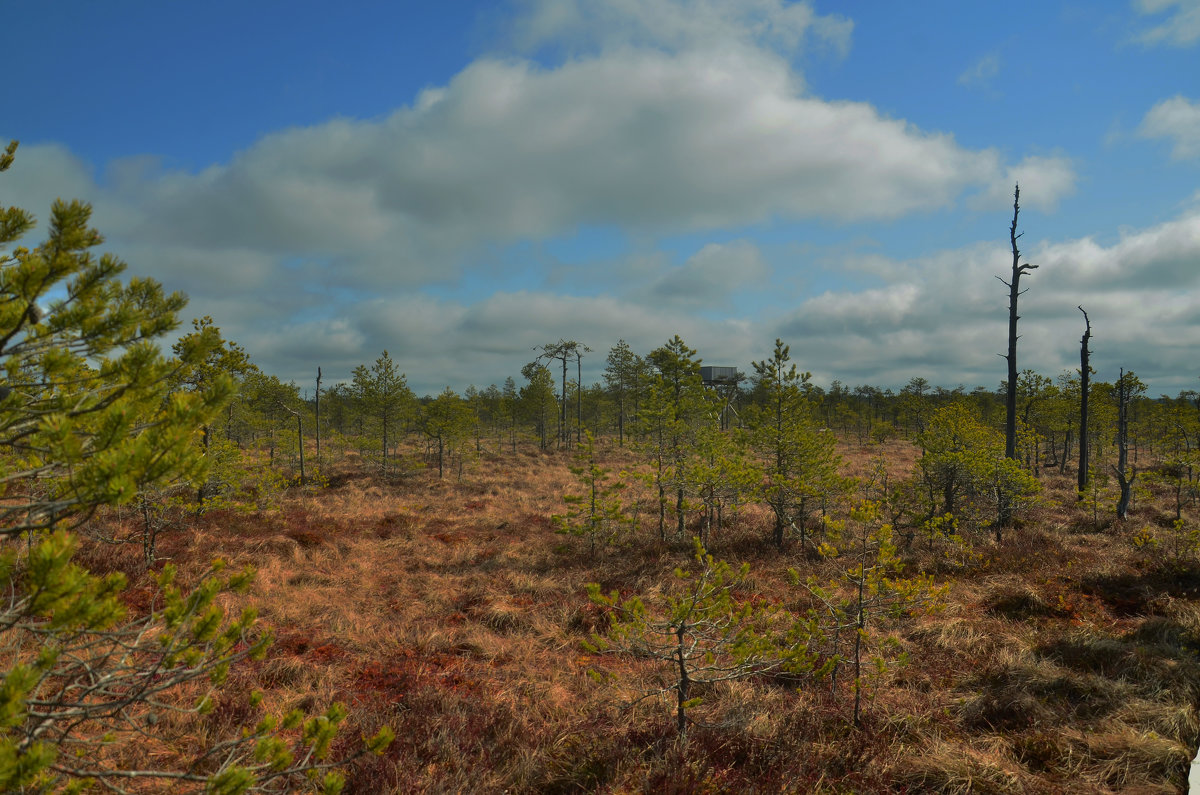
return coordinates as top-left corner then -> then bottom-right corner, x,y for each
81,438 -> 1200,793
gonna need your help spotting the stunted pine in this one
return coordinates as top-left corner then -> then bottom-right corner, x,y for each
587,540 -> 828,742
555,430 -> 632,556
351,350 -> 415,476
801,501 -> 948,727
746,339 -> 847,550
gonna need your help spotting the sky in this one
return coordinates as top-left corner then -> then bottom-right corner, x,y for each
2,0 -> 1199,398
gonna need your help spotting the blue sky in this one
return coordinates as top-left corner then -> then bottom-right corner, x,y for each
3,0 -> 1199,397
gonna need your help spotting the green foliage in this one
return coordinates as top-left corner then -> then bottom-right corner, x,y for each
801,501 -> 948,726
917,513 -> 980,569
0,535 -> 381,792
745,339 -> 849,549
554,431 -> 632,556
422,386 -> 476,478
603,339 -> 647,447
1132,518 -> 1200,571
0,142 -> 390,792
0,199 -> 231,536
636,336 -> 712,541
351,351 -> 415,475
519,362 -> 556,450
916,402 -> 1041,537
587,540 -> 828,740
1144,396 -> 1200,520
680,423 -> 761,547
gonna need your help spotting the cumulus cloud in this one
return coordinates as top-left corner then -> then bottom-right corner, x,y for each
773,210 -> 1200,394
1,1 -> 1099,395
1133,0 -> 1200,47
233,207 -> 1200,397
970,155 -> 1077,212
0,142 -> 98,233
6,31 -> 1054,302
647,240 -> 769,308
124,47 -> 1008,263
1138,95 -> 1200,159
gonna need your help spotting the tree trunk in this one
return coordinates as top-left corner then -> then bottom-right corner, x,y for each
1001,185 -> 1037,528
1078,307 -> 1091,497
675,486 -> 686,540
315,367 -> 322,476
676,625 -> 690,740
1114,369 -> 1135,520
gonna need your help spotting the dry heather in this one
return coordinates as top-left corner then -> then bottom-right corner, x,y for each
84,438 -> 1200,793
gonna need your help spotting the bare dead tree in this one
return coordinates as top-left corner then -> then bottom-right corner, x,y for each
1113,369 -> 1143,521
1077,307 -> 1091,497
998,184 -> 1038,527
278,400 -> 305,484
315,366 -> 322,475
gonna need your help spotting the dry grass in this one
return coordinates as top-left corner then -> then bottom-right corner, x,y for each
80,438 -> 1200,793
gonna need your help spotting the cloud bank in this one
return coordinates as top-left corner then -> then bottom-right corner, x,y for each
12,0 -> 1174,397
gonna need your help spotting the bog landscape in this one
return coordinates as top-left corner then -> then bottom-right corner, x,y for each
4,133 -> 1200,793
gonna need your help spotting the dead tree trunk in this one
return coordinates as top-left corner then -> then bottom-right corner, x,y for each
278,401 -> 305,485
315,367 -> 322,476
1113,369 -> 1136,521
1077,307 -> 1091,497
999,184 -> 1038,527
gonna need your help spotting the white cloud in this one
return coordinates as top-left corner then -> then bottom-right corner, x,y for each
128,48 -> 1004,258
1133,0 -> 1200,47
2,1 -> 1106,395
1138,95 -> 1200,159
957,53 -> 1000,88
0,142 -> 97,235
233,208 -> 1200,396
509,0 -> 853,59
970,155 -> 1077,212
647,240 -> 769,308
8,40 -> 1048,305
773,210 -> 1200,394
312,290 -> 761,394
5,126 -> 1197,395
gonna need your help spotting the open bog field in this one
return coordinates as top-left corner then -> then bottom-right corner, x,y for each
81,437 -> 1200,794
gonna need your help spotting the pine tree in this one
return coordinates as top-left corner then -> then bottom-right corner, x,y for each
603,339 -> 645,447
422,387 -> 476,478
801,501 -> 948,726
745,339 -> 847,550
916,402 -> 1040,541
587,540 -> 827,741
519,362 -> 556,450
641,335 -> 709,540
554,431 -> 631,556
0,141 -> 391,792
351,350 -> 414,475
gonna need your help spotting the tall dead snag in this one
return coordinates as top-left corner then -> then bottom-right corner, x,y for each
315,366 -> 322,476
1113,369 -> 1144,520
999,184 -> 1038,527
278,400 -> 305,485
1077,308 -> 1091,498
